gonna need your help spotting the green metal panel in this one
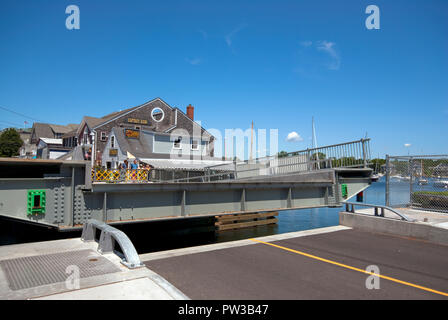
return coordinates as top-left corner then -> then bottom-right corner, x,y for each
27,190 -> 46,216
341,184 -> 348,199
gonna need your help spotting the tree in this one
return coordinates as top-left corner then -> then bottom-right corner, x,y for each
277,151 -> 288,158
370,158 -> 386,173
0,128 -> 23,157
311,152 -> 326,161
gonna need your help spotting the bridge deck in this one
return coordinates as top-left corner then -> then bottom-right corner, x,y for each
143,227 -> 448,300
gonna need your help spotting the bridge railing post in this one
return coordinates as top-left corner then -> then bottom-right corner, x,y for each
362,138 -> 367,168
385,154 -> 390,207
81,220 -> 144,269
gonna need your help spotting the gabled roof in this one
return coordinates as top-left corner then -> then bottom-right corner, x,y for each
76,106 -> 139,136
100,106 -> 139,120
93,97 -> 214,140
76,116 -> 107,136
49,124 -> 78,134
32,123 -> 54,139
92,98 -> 165,130
84,116 -> 105,129
62,129 -> 78,138
110,127 -> 217,161
111,127 -> 153,159
32,123 -> 78,139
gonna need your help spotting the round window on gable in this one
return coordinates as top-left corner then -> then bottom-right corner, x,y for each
151,107 -> 165,122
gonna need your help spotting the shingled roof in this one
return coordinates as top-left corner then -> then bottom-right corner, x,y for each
111,127 -> 153,158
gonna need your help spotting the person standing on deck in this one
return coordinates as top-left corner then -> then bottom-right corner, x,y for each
120,159 -> 129,182
130,159 -> 139,182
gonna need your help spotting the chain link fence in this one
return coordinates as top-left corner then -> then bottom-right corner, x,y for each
385,155 -> 448,212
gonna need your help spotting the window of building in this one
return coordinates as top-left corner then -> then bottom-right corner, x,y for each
134,126 -> 141,130
111,136 -> 115,148
173,136 -> 182,149
100,132 -> 107,141
191,139 -> 199,150
151,108 -> 165,122
83,128 -> 89,145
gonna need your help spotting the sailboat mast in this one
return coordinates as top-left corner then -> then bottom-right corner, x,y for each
250,121 -> 254,161
312,117 -> 320,169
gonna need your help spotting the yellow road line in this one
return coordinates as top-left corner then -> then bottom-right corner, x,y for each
249,238 -> 448,297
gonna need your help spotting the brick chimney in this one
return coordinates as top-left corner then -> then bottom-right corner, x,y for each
186,104 -> 194,120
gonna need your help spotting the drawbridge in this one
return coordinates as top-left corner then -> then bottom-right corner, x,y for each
0,139 -> 373,231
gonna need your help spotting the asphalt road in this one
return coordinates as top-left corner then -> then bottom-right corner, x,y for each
144,229 -> 448,299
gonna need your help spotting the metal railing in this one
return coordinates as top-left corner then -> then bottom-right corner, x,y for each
81,219 -> 144,269
385,155 -> 448,213
92,168 -> 150,183
343,201 -> 414,221
168,138 -> 371,182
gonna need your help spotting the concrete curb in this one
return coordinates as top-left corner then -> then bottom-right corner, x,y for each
339,211 -> 448,246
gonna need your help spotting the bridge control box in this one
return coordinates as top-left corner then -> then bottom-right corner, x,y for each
27,190 -> 46,216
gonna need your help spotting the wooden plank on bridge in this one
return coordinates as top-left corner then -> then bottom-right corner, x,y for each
216,211 -> 278,223
216,218 -> 278,231
215,211 -> 278,231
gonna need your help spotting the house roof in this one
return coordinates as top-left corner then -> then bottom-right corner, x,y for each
57,145 -> 86,161
62,129 -> 78,138
49,124 -> 78,134
112,127 -> 153,159
76,107 -> 139,136
32,123 -> 78,140
111,127 -> 217,162
32,123 -> 54,139
92,99 -> 162,130
100,106 -> 139,120
84,116 -> 107,129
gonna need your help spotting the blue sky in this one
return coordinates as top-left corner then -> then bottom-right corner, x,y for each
0,0 -> 447,158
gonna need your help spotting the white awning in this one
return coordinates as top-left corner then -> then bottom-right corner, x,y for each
139,158 -> 233,171
40,138 -> 63,145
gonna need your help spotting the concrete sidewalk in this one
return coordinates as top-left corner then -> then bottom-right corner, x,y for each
0,238 -> 188,300
356,207 -> 448,228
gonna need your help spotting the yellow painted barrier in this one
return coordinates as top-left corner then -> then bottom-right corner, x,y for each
92,169 -> 150,183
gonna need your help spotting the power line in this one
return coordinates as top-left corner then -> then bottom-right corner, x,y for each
0,106 -> 41,122
0,120 -> 25,127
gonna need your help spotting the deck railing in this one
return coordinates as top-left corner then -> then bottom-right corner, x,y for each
92,168 -> 150,183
